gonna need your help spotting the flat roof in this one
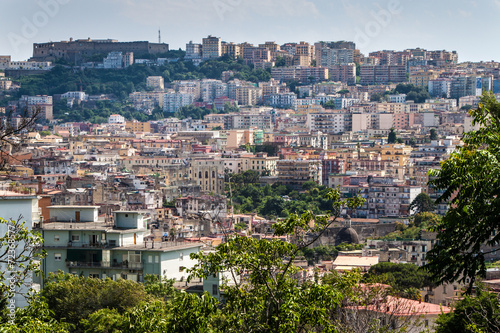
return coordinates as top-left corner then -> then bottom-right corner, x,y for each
49,205 -> 99,209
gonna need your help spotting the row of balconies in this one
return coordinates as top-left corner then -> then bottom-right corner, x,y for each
66,261 -> 144,270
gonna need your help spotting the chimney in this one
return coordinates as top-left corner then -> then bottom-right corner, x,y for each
37,176 -> 43,195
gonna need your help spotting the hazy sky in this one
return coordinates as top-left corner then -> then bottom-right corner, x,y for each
0,0 -> 498,62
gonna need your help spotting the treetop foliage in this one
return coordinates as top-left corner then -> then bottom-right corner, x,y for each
425,92 -> 500,293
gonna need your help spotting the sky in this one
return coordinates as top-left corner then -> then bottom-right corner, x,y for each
0,0 -> 498,62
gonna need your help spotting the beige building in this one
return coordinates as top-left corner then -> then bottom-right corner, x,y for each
125,121 -> 151,133
241,153 -> 279,176
226,129 -> 255,148
189,158 -> 225,194
222,42 -> 241,59
0,78 -> 12,90
202,35 -> 222,59
146,76 -> 165,91
277,159 -> 322,188
409,70 -> 440,88
235,86 -> 262,106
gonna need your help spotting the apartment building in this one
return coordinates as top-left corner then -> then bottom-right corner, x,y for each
125,121 -> 151,133
202,35 -> 222,59
330,63 -> 356,85
146,76 -> 165,91
340,176 -> 421,218
360,65 -> 406,85
307,112 -> 352,133
173,80 -> 201,100
242,47 -> 271,66
241,152 -> 279,176
20,95 -> 53,120
163,92 -> 194,113
189,158 -> 225,194
200,79 -> 228,102
272,66 -> 329,84
38,207 -> 202,283
235,86 -> 262,106
428,78 -> 452,98
277,159 -> 323,188
409,71 -> 440,88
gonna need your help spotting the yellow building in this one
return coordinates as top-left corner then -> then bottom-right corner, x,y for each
409,70 -> 440,88
226,129 -> 255,149
125,121 -> 151,133
240,153 -> 279,176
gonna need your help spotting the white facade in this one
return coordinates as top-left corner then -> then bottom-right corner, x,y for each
108,114 -> 125,124
0,191 -> 40,308
388,94 -> 407,103
103,52 -> 123,69
163,92 -> 194,113
62,91 -> 87,101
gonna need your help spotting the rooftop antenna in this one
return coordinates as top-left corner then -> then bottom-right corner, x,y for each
158,28 -> 161,44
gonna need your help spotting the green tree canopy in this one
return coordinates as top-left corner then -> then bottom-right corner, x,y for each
409,192 -> 435,214
435,285 -> 500,333
425,92 -> 500,293
364,262 -> 435,294
388,128 -> 397,143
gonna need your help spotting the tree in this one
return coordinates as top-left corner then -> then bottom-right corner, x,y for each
430,128 -> 438,140
435,285 -> 500,333
425,92 -> 500,293
40,272 -> 150,328
0,106 -> 41,170
0,217 -> 44,305
364,262 -> 435,294
188,188 -> 366,332
413,212 -> 441,229
409,192 -> 435,214
388,128 -> 397,143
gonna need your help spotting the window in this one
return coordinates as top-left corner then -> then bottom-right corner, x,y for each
54,235 -> 60,242
54,253 -> 62,261
148,255 -> 153,263
109,240 -> 117,247
89,273 -> 99,278
71,235 -> 80,242
212,284 -> 218,296
155,255 -> 159,263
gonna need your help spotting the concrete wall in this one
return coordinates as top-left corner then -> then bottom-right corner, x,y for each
115,212 -> 143,229
50,207 -> 98,222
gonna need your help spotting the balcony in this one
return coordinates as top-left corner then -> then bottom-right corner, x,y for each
66,261 -> 144,270
67,242 -> 117,249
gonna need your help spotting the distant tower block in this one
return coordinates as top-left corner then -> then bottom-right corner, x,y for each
158,28 -> 161,44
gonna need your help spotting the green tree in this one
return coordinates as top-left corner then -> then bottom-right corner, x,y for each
41,272 -> 150,329
388,128 -> 397,143
435,285 -> 500,333
413,212 -> 441,229
0,218 -> 44,305
425,92 -> 500,293
188,188 -> 365,332
364,262 -> 435,293
430,128 -> 438,140
2,296 -> 73,332
409,192 -> 435,214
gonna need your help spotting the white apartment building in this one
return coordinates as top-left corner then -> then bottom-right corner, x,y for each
388,94 -> 407,103
163,92 -> 194,113
108,114 -> 125,124
201,79 -> 228,102
103,52 -> 124,69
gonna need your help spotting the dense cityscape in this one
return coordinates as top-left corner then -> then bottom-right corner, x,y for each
0,4 -> 500,332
